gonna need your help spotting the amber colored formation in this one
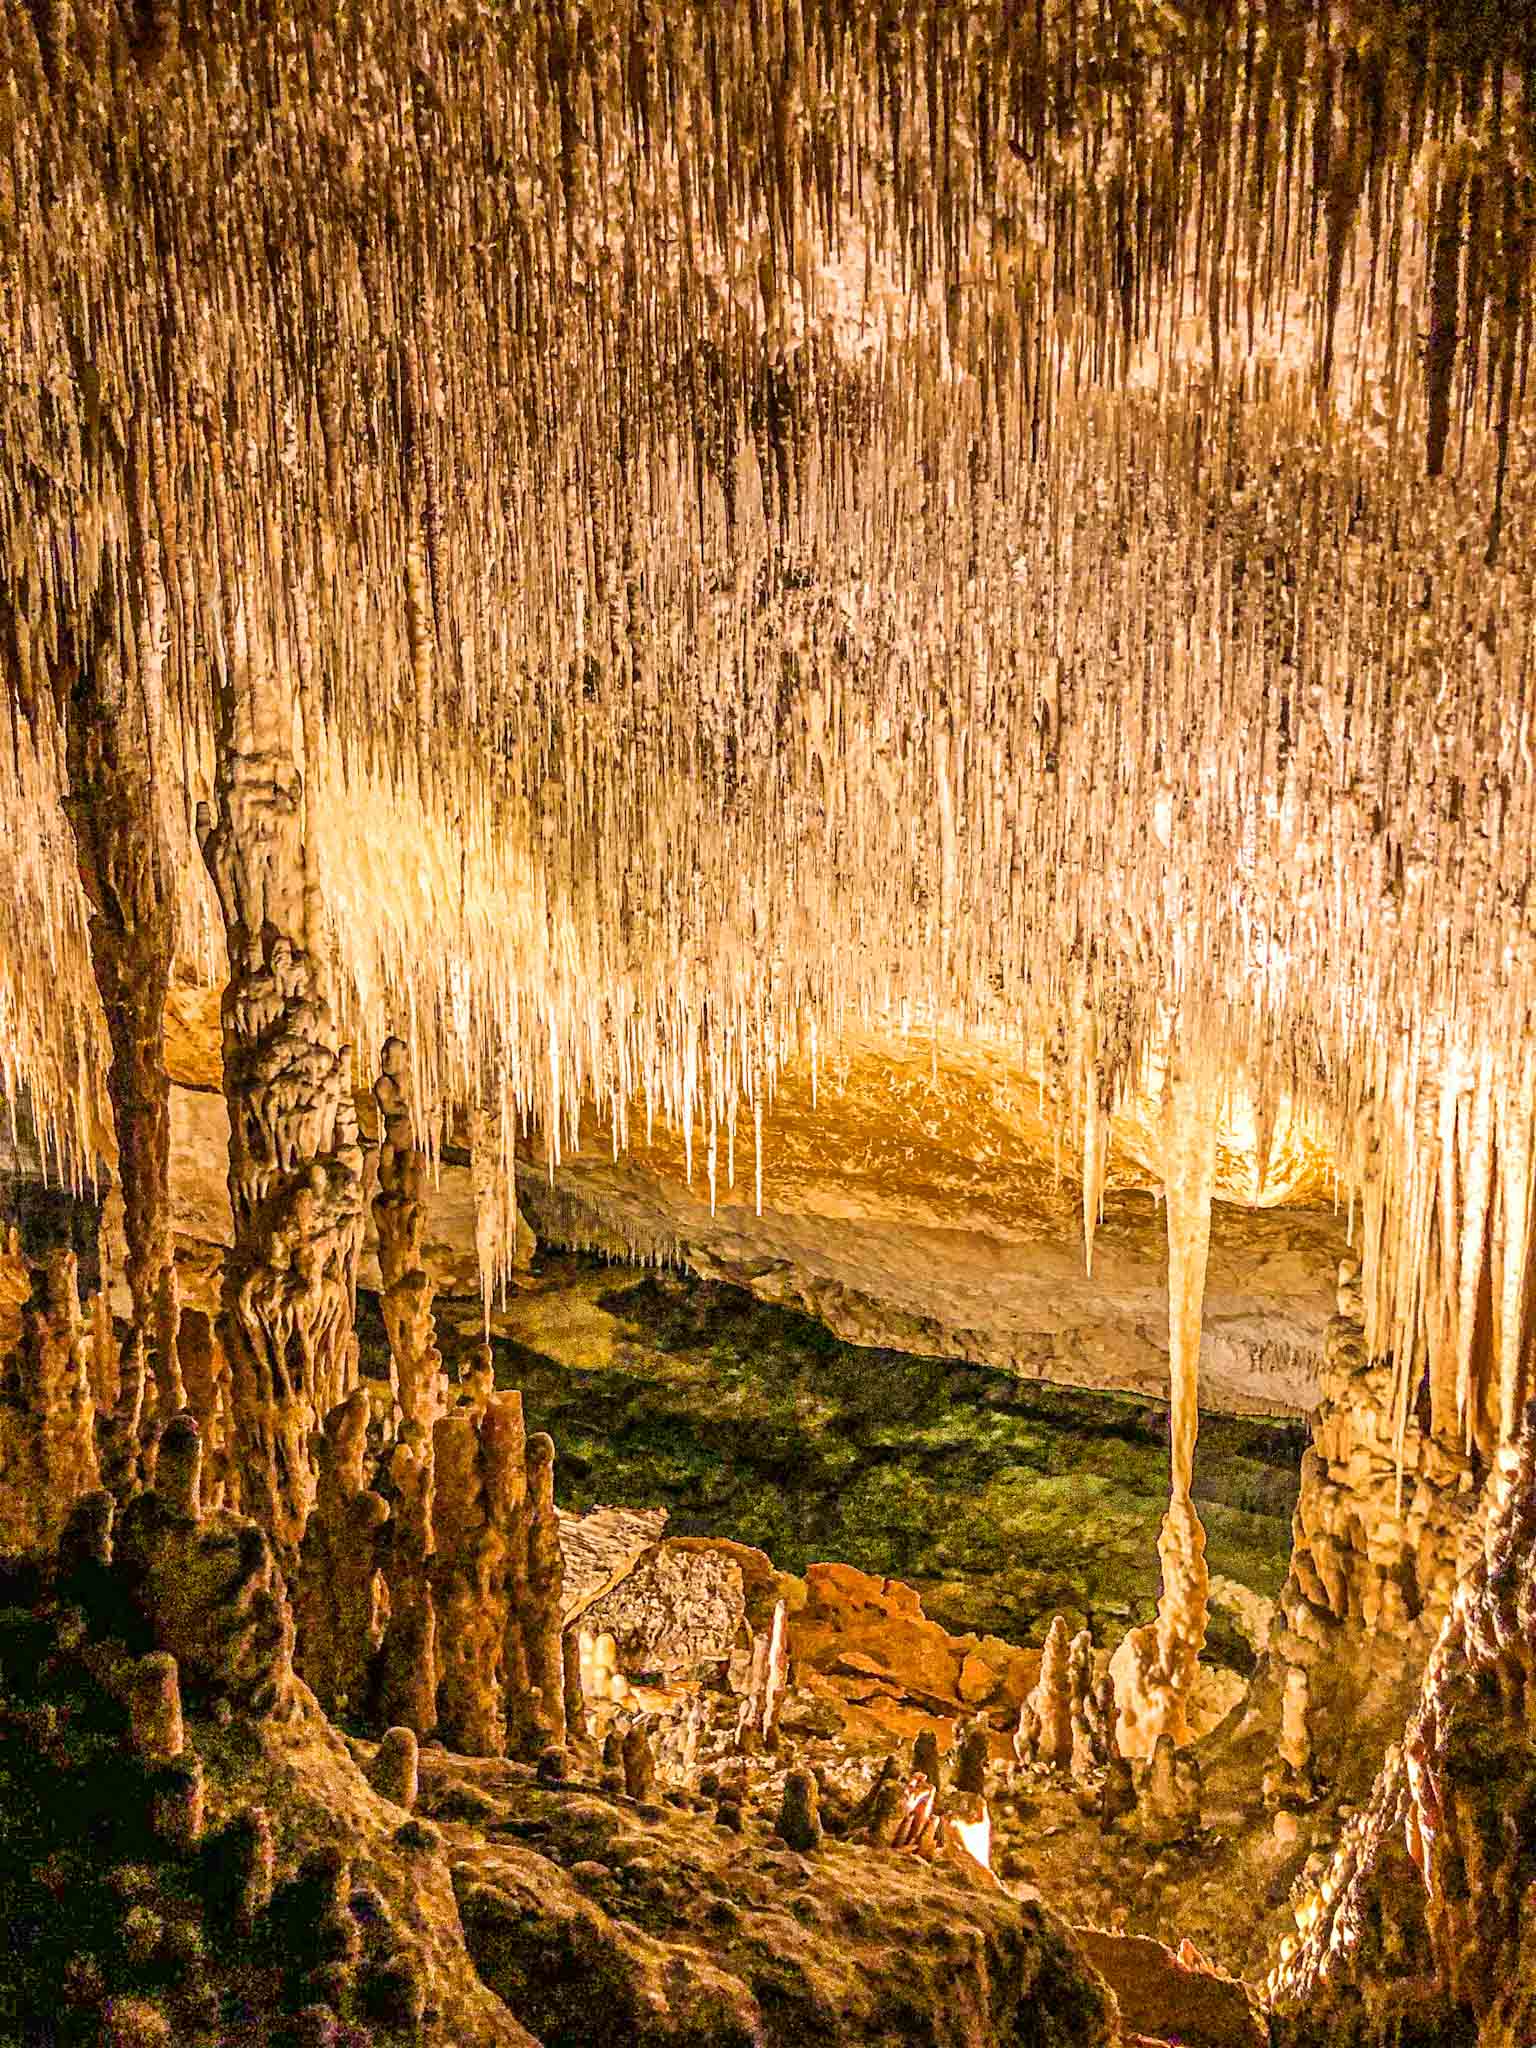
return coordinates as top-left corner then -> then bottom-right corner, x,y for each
47,446 -> 181,1435
521,1431 -> 567,1749
620,1720 -> 657,1803
432,1393 -> 520,1755
428,1385 -> 574,1760
375,1431 -> 439,1737
1273,1405 -> 1536,2047
778,1767 -> 824,1852
369,1726 -> 420,1812
1283,1260 -> 1474,1651
0,1248 -> 101,1551
368,1039 -> 446,1737
1137,1736 -> 1203,1849
197,642 -> 367,1560
1111,1492 -> 1212,1760
294,1388 -> 392,1717
373,1036 -> 447,1444
1018,1614 -> 1074,1771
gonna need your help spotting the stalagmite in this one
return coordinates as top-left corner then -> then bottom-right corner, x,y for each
778,1768 -> 823,1853
431,1401 -> 514,1756
521,1431 -> 567,1751
127,1653 -> 185,1765
912,1728 -> 941,1786
373,1039 -> 447,1441
369,1038 -> 443,1736
621,1721 -> 657,1804
374,1435 -> 438,1738
1137,1735 -> 1202,1847
370,1727 -> 420,1812
1017,1615 -> 1074,1770
952,1721 -> 991,1798
0,1249 -> 101,1552
294,1388 -> 391,1717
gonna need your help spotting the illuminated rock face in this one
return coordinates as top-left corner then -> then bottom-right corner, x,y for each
1271,1409 -> 1536,2048
518,1141 -> 1344,1418
145,1013 -> 1346,1415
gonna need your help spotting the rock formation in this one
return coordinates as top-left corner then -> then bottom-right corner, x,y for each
1272,1404 -> 1536,2047
1110,1069 -> 1218,1758
0,1248 -> 101,1550
1137,1736 -> 1203,1849
1017,1614 -> 1074,1770
41,437 -> 181,1447
432,1389 -> 525,1755
778,1767 -> 824,1852
9,5 -> 1536,2040
294,1387 -> 392,1717
196,631 -> 366,1560
575,1540 -> 748,1685
521,1431 -> 566,1748
370,1038 -> 444,1735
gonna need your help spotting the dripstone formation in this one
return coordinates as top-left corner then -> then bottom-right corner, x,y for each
6,2 -> 1536,2043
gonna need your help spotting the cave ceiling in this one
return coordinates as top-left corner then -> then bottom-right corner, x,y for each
3,1 -> 1536,1442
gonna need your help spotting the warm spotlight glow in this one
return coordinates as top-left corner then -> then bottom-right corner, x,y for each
949,1803 -> 993,1874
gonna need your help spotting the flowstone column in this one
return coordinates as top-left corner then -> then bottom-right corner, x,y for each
53,518 -> 182,1436
1272,1404 -> 1536,2045
197,619 -> 364,1562
1110,1060 -> 1218,1756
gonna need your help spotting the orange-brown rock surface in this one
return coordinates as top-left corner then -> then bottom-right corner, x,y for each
790,1561 -> 1038,1750
0,1247 -> 102,1551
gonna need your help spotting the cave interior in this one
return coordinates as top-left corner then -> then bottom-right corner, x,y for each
2,2 -> 1536,2044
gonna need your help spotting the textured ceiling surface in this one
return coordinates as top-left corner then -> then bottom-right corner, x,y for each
3,2 -> 1536,1443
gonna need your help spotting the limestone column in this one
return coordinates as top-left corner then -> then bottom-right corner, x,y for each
48,451 -> 182,1434
1110,1058 -> 1217,1755
197,543 -> 364,1559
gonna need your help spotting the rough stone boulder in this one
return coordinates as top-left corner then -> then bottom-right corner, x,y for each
1072,1931 -> 1266,2048
559,1505 -> 669,1622
575,1540 -> 749,1683
0,1489 -> 533,2046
